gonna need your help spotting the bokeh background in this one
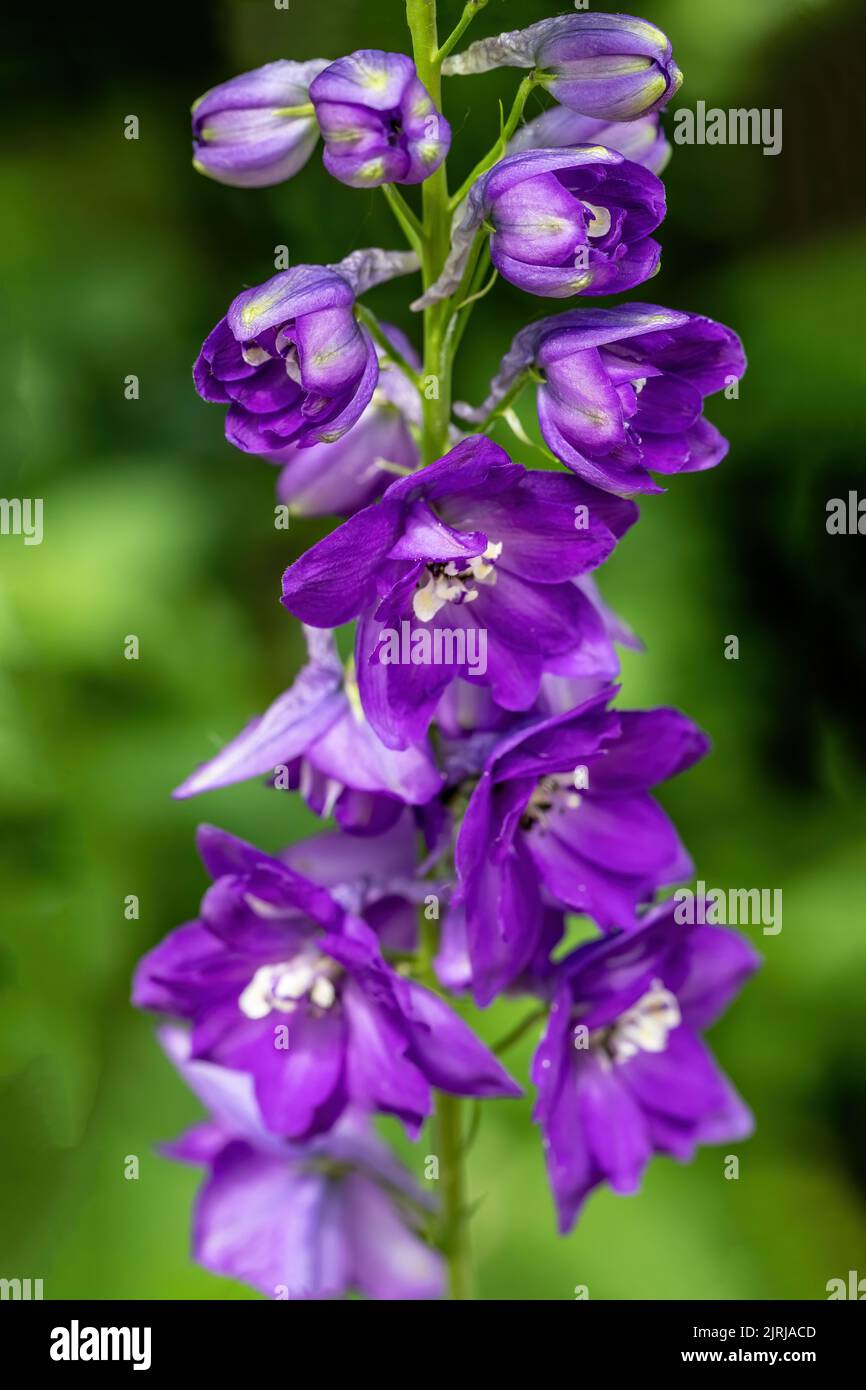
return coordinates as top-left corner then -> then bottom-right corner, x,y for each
2,0 -> 866,1300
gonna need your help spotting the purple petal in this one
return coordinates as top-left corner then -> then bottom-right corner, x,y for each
344,1174 -> 444,1300
228,265 -> 354,343
194,1143 -> 348,1297
578,1052 -> 652,1193
249,1006 -> 346,1139
588,708 -> 710,793
400,980 -> 522,1097
342,979 -> 431,1135
677,926 -> 761,1031
281,501 -> 403,625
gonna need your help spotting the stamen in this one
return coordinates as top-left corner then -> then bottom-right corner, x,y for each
412,541 -> 502,622
521,774 -> 582,831
239,949 -> 339,1020
582,202 -> 612,238
242,345 -> 272,367
595,980 -> 681,1066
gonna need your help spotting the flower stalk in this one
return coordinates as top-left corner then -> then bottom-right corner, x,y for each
448,73 -> 540,211
435,1091 -> 474,1301
406,0 -> 473,1296
435,0 -> 489,66
407,0 -> 453,463
145,2 -> 756,1307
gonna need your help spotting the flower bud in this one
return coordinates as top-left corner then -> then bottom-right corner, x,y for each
443,13 -> 682,123
310,50 -> 450,188
415,147 -> 665,307
192,59 -> 328,189
456,304 -> 746,495
479,147 -> 665,298
193,249 -> 418,456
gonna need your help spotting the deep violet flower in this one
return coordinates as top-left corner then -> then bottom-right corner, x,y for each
443,14 -> 682,122
453,687 -> 709,1004
194,248 -> 417,456
310,50 -> 450,188
192,60 -> 329,189
160,1028 -> 444,1299
172,3 -> 755,1281
174,627 -> 442,836
456,303 -> 747,495
280,436 -> 638,751
509,107 -> 671,176
272,326 -> 422,518
414,147 -> 665,308
532,901 -> 759,1232
132,825 -> 519,1139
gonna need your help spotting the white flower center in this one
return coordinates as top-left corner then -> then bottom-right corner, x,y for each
602,980 -> 681,1065
582,201 -> 612,238
241,345 -> 271,367
412,542 -> 502,622
238,948 -> 338,1020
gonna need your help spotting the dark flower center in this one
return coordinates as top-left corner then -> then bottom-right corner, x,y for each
413,545 -> 502,622
521,775 -> 582,832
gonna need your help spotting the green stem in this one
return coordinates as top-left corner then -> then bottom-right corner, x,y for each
406,0 -> 453,464
405,2 -> 473,1304
448,73 -> 540,212
355,303 -> 422,386
416,899 -> 439,988
380,183 -> 424,257
435,0 -> 488,64
500,407 -> 560,464
445,237 -> 492,364
470,369 -> 531,435
493,1005 -> 547,1056
435,1091 -> 473,1300
454,265 -> 497,314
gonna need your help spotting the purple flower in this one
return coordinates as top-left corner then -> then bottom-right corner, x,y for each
174,627 -> 442,835
310,50 -> 450,188
454,688 -> 709,1004
159,1028 -> 444,1299
192,60 -> 329,189
133,825 -> 519,1139
443,14 -> 682,123
280,437 -> 638,750
414,148 -> 665,307
509,107 -> 671,176
271,326 -> 422,518
489,148 -> 663,298
456,304 -> 747,495
194,248 -> 417,457
532,902 -> 759,1232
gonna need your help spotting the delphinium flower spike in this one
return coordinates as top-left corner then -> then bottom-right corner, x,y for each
137,4 -> 756,1302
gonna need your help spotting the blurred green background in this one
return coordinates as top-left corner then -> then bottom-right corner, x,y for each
2,0 -> 866,1300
